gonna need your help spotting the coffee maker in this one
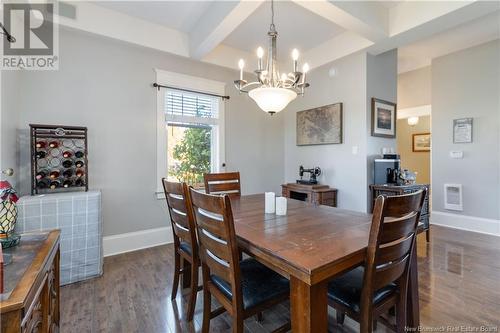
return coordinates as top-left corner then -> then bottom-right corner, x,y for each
374,155 -> 401,185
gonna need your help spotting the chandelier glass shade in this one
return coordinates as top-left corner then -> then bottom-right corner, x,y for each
234,0 -> 310,114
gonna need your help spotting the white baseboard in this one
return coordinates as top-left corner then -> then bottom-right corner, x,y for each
431,211 -> 500,236
103,226 -> 174,257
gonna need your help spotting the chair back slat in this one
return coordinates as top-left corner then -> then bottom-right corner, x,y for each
193,209 -> 227,240
379,213 -> 419,243
189,188 -> 242,305
381,193 -> 424,218
204,248 -> 233,283
198,228 -> 232,262
168,194 -> 189,214
162,179 -> 197,250
204,172 -> 241,197
376,234 -> 414,265
373,254 -> 410,290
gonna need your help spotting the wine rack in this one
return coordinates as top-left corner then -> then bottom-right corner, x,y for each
30,124 -> 89,195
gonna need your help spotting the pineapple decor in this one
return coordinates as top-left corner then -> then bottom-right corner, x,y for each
0,180 -> 20,248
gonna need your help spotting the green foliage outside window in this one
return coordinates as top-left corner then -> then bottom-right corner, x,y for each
168,127 -> 211,185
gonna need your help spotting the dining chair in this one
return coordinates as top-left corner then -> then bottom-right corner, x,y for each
327,189 -> 426,333
161,178 -> 201,321
188,188 -> 290,333
203,172 -> 241,198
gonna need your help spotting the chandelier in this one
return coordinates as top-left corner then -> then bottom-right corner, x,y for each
234,0 -> 310,115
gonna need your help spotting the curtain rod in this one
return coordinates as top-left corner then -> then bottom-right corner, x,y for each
152,83 -> 230,100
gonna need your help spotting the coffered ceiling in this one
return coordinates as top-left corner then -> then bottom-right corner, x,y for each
63,1 -> 500,73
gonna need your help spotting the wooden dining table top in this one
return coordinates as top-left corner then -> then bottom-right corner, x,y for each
230,194 -> 373,285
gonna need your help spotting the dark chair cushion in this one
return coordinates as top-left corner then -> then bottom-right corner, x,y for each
327,266 -> 396,313
179,241 -> 192,256
210,258 -> 289,310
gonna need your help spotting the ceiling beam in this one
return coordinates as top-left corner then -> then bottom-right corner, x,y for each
369,0 -> 500,55
189,0 -> 264,60
304,32 -> 374,70
292,0 -> 389,42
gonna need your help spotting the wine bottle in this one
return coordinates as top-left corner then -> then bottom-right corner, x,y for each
36,141 -> 47,149
63,179 -> 73,188
75,169 -> 85,178
36,169 -> 48,180
37,179 -> 50,189
62,150 -> 72,158
75,178 -> 85,187
49,141 -> 59,148
62,169 -> 73,178
75,160 -> 85,168
62,160 -> 73,168
50,180 -> 60,189
36,151 -> 47,159
49,170 -> 60,179
75,151 -> 85,158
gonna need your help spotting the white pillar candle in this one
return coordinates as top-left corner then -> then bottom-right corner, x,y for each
276,197 -> 287,216
265,192 -> 276,214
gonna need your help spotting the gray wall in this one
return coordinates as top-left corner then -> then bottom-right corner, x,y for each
432,40 -> 500,220
284,52 -> 369,212
366,50 -> 398,210
1,70 -> 21,187
397,66 -> 431,108
284,50 -> 397,213
3,28 -> 285,236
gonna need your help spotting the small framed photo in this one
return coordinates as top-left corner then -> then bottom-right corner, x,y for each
453,118 -> 473,143
412,132 -> 431,152
371,98 -> 397,138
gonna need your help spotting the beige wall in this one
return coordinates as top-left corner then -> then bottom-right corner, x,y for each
396,116 -> 431,184
397,66 -> 431,108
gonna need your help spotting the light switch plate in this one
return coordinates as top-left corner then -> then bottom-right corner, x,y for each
450,151 -> 463,159
352,146 -> 358,155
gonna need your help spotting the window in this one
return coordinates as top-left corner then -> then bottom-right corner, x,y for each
156,70 -> 225,197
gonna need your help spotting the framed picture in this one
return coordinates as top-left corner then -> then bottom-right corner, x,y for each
412,132 -> 431,152
296,103 -> 343,145
371,98 -> 397,138
453,118 -> 473,143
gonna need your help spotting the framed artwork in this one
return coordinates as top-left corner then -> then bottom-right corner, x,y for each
296,103 -> 343,146
412,132 -> 431,152
453,118 -> 473,143
371,98 -> 397,138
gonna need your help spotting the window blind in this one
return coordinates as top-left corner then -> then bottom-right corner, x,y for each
165,89 -> 218,119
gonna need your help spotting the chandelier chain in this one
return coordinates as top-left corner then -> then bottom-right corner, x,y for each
270,0 -> 275,31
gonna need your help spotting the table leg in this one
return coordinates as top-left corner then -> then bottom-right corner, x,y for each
290,276 -> 328,332
182,258 -> 191,289
407,245 -> 420,328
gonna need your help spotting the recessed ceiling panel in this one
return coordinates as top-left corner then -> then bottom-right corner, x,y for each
94,1 -> 213,33
223,1 -> 345,55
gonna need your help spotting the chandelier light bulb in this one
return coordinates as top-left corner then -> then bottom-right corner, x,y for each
302,63 -> 310,73
292,49 -> 299,61
238,59 -> 245,69
257,47 -> 264,59
281,73 -> 287,82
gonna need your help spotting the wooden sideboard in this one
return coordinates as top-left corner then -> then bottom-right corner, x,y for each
1,230 -> 60,333
370,184 -> 430,242
281,183 -> 337,207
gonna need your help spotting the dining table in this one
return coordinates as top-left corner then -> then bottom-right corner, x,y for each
229,194 -> 420,332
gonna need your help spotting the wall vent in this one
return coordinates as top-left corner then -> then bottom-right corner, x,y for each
444,184 -> 463,211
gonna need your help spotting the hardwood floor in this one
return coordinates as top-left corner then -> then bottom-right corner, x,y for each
60,225 -> 500,332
